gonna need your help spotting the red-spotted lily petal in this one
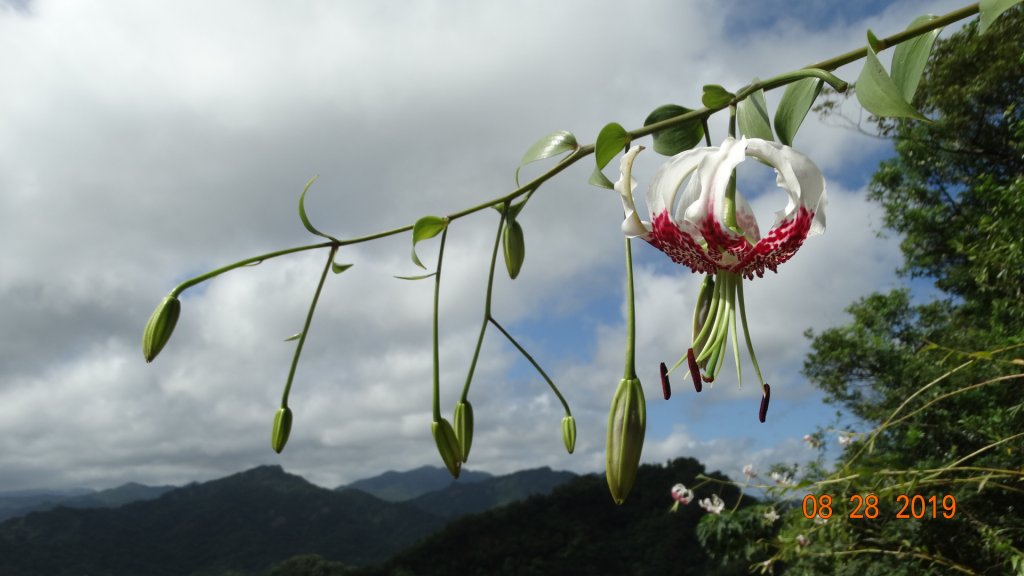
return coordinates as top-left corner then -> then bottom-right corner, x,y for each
622,137 -> 826,280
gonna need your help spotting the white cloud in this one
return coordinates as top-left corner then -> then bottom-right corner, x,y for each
0,0 -> 957,491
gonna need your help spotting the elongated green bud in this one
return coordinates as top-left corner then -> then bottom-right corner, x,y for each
271,407 -> 293,454
142,295 -> 180,362
431,419 -> 462,479
453,401 -> 474,462
561,415 -> 576,454
502,217 -> 526,279
606,377 -> 646,505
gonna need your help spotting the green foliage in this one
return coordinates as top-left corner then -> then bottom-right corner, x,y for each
752,9 -> 1024,574
515,130 -> 578,186
644,104 -> 705,155
774,78 -> 823,145
264,555 -> 351,576
410,216 -> 447,269
355,459 -> 756,576
737,88 -> 774,141
702,84 -> 735,108
856,40 -> 929,121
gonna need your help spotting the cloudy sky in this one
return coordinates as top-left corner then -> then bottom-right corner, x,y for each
0,0 -> 971,493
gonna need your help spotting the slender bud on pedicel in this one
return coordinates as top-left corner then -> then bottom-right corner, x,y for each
453,401 -> 474,462
606,377 -> 646,505
659,362 -> 671,400
759,383 -> 771,423
271,406 -> 293,454
431,419 -> 462,478
561,415 -> 576,454
142,295 -> 180,363
502,217 -> 526,280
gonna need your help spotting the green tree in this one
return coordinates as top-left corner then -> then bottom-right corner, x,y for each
777,7 -> 1024,575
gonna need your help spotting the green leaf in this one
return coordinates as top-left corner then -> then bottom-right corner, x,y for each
866,29 -> 883,52
588,165 -> 614,189
643,104 -> 705,156
855,42 -> 929,121
284,332 -> 302,342
736,88 -> 773,141
410,216 -> 447,269
980,0 -> 1022,33
595,122 -> 629,169
331,262 -> 353,274
395,272 -> 437,281
701,84 -> 734,108
298,176 -> 340,242
516,130 -> 578,186
774,78 -> 823,145
891,15 -> 942,103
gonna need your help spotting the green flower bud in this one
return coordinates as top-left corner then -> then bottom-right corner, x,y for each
502,217 -> 526,280
271,406 -> 293,454
431,418 -> 462,479
606,377 -> 646,505
561,415 -> 576,454
142,295 -> 180,363
453,400 -> 474,462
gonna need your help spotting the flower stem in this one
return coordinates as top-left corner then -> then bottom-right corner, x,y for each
460,211 -> 506,402
171,241 -> 334,298
736,279 -> 766,386
624,237 -> 638,380
173,4 -> 978,297
489,317 -> 571,417
280,244 -> 338,407
431,224 -> 450,422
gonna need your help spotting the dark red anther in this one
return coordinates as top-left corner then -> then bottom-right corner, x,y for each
758,383 -> 771,423
686,348 -> 702,393
659,362 -> 671,400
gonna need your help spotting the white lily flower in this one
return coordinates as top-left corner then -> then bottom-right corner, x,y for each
670,483 -> 695,505
617,137 -> 826,278
616,138 -> 827,414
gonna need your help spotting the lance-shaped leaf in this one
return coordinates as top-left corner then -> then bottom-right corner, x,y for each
737,88 -> 774,141
284,332 -> 302,342
589,165 -> 615,190
298,176 -> 340,242
980,0 -> 1022,34
410,216 -> 447,269
701,84 -> 734,108
855,38 -> 929,121
516,130 -> 578,186
595,122 -> 629,170
891,15 -> 942,103
395,272 -> 437,281
774,78 -> 823,146
331,261 -> 353,274
643,104 -> 705,156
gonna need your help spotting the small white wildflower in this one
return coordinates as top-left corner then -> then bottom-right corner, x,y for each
743,464 -> 757,480
838,433 -> 854,447
698,494 -> 726,515
763,508 -> 780,524
803,434 -> 822,448
795,534 -> 810,547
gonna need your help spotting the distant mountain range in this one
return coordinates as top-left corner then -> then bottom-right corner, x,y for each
0,464 -> 579,576
0,481 -> 175,522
